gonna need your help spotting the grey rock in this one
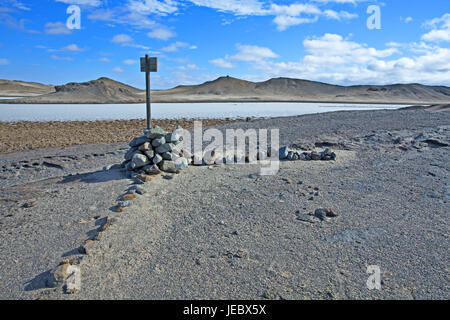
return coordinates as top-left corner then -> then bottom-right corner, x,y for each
311,151 -> 321,161
129,135 -> 149,147
144,126 -> 166,139
321,148 -> 337,161
159,160 -> 178,173
143,150 -> 155,160
287,151 -> 294,161
162,152 -> 174,160
175,157 -> 188,170
132,153 -> 150,168
155,143 -> 175,154
293,152 -> 300,161
296,213 -> 320,224
124,147 -> 139,161
47,264 -> 79,288
314,208 -> 338,220
279,146 -> 289,160
152,137 -> 166,148
139,142 -> 151,152
135,187 -> 146,195
126,161 -> 136,171
165,132 -> 181,143
153,154 -> 163,164
143,164 -> 161,175
314,209 -> 329,221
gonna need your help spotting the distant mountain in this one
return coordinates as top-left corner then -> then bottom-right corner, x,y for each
0,77 -> 145,104
152,76 -> 450,104
1,76 -> 450,104
0,79 -> 55,97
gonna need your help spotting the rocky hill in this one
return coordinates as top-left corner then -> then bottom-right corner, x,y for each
1,76 -> 450,104
0,79 -> 55,97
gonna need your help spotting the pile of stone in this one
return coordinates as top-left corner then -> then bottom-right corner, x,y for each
123,125 -> 190,176
279,146 -> 336,161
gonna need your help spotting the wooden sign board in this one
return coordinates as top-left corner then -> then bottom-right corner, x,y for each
140,57 -> 158,72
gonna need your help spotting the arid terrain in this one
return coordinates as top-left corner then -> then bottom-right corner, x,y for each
1,76 -> 450,105
0,109 -> 448,300
0,118 -> 243,153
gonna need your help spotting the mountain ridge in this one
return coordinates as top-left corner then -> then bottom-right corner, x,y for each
1,76 -> 449,104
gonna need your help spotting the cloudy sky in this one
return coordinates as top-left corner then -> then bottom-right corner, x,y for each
0,0 -> 449,89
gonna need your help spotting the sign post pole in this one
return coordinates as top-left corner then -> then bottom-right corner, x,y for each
145,55 -> 151,130
141,55 -> 158,130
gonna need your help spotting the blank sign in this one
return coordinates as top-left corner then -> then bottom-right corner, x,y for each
140,57 -> 158,72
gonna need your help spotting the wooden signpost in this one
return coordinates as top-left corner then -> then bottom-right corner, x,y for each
140,55 -> 158,129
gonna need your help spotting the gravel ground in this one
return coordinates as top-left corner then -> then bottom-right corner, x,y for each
0,118 -> 242,153
0,109 -> 449,300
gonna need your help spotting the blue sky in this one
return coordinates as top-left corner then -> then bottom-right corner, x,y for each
0,0 -> 449,89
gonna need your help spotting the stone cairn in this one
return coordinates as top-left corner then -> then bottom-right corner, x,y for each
123,126 -> 338,180
123,125 -> 190,179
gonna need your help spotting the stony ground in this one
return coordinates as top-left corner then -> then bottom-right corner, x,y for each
0,109 -> 449,300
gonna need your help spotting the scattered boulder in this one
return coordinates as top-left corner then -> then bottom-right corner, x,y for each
122,193 -> 136,201
279,146 -> 289,160
314,208 -> 339,221
47,264 -> 79,288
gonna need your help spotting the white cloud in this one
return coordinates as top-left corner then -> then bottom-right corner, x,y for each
62,44 -> 85,51
147,27 -> 175,40
112,67 -> 124,73
50,54 -> 73,61
98,57 -> 111,62
123,59 -> 138,65
209,58 -> 235,68
422,30 -> 450,42
188,1 -> 358,31
111,34 -> 133,44
209,43 -> 278,68
127,0 -> 179,16
55,0 -> 102,6
213,33 -> 450,86
4,0 -> 30,10
404,16 -> 413,23
0,58 -> 10,65
231,44 -> 278,61
111,34 -> 149,49
179,64 -> 199,70
161,41 -> 189,52
273,15 -> 318,31
188,0 -> 267,16
422,13 -> 450,42
45,22 -> 71,35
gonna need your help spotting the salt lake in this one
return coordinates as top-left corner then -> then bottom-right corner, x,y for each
0,102 -> 406,122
